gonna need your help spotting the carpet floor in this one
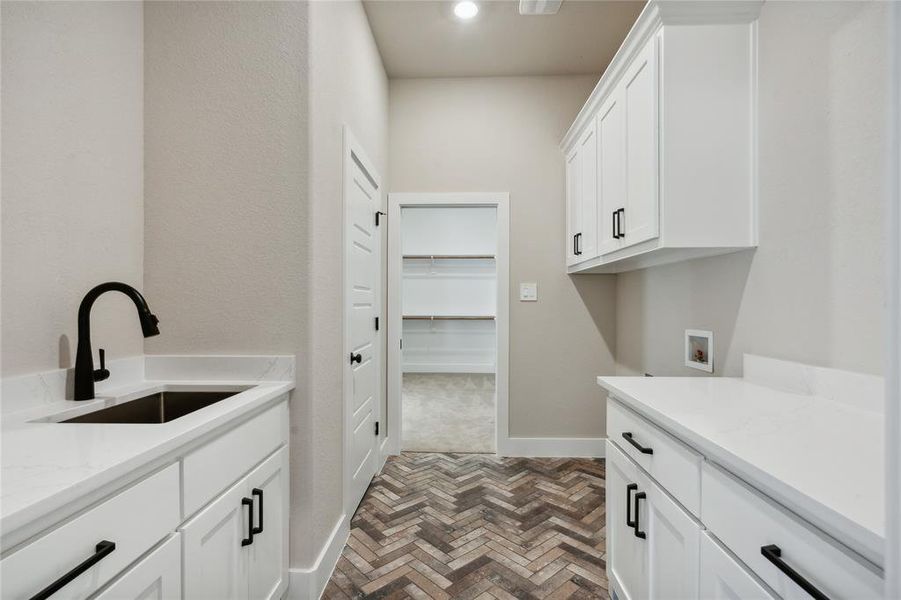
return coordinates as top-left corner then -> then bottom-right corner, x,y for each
402,374 -> 496,453
323,452 -> 608,600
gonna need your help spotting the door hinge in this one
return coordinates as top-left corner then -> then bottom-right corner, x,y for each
375,316 -> 380,331
375,421 -> 380,436
375,211 -> 386,227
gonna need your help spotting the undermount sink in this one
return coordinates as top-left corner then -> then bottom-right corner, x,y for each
61,390 -> 244,424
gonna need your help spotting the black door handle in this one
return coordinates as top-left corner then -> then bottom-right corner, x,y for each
633,491 -> 647,539
252,488 -> 264,534
622,432 -> 653,454
625,483 -> 638,527
29,540 -> 116,600
574,233 -> 582,255
573,234 -> 578,256
241,497 -> 254,546
761,545 -> 830,600
618,208 -> 625,238
350,352 -> 362,365
612,210 -> 618,240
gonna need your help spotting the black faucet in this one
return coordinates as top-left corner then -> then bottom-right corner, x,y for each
73,282 -> 160,400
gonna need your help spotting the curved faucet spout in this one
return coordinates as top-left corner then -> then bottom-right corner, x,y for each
74,282 -> 160,400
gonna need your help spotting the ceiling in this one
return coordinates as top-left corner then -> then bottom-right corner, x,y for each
363,0 -> 646,79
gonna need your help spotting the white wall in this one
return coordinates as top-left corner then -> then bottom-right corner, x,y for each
142,0 -> 312,567
1,1 -> 144,378
306,0 -> 389,569
615,0 -> 888,377
390,76 -> 617,438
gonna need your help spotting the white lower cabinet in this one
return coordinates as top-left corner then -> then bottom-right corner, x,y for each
606,396 -> 883,600
182,447 -> 288,600
607,441 -> 699,600
94,534 -> 182,600
699,532 -> 775,600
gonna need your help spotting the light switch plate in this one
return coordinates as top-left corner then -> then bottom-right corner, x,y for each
520,282 -> 538,302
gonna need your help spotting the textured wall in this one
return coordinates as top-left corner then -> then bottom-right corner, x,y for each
307,0 -> 389,566
390,76 -> 617,439
1,1 -> 144,378
142,0 -> 311,565
615,1 -> 888,377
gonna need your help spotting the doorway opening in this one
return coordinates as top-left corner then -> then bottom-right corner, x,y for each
387,193 -> 510,456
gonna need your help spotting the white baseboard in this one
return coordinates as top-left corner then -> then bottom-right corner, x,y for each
287,514 -> 349,600
497,437 -> 606,458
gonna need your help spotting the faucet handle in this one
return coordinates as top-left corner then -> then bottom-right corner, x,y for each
93,348 -> 110,382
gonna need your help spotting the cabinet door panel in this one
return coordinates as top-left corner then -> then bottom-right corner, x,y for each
644,479 -> 699,600
622,35 -> 659,248
598,91 -> 625,255
577,124 -> 598,259
94,534 -> 181,600
181,476 -> 250,600
565,148 -> 581,266
606,442 -> 647,600
699,532 -> 776,600
247,449 -> 289,600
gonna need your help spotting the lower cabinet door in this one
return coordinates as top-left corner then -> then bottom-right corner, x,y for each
642,470 -> 700,599
247,448 -> 289,600
181,475 -> 252,600
699,532 -> 776,599
94,534 -> 182,600
608,441 -> 701,600
607,442 -> 647,600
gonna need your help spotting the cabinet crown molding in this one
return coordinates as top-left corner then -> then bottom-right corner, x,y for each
560,0 -> 764,152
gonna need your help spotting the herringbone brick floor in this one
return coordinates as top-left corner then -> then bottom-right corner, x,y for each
324,453 -> 608,600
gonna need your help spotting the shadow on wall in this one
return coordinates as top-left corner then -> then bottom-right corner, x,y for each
570,274 -> 618,362
615,250 -> 755,377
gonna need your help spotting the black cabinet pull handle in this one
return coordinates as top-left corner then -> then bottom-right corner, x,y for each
350,352 -> 362,365
622,432 -> 653,454
618,208 -> 625,238
252,488 -> 264,534
612,210 -> 618,239
633,491 -> 647,539
241,497 -> 254,546
761,545 -> 830,600
29,540 -> 116,600
573,234 -> 578,256
574,233 -> 582,256
625,483 -> 638,527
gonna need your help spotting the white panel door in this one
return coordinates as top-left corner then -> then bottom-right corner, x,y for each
699,532 -> 776,599
607,442 -> 648,600
577,123 -> 598,260
597,89 -> 625,255
94,535 -> 181,600
346,142 -> 381,515
622,35 -> 659,248
565,147 -> 581,266
247,448 -> 289,600
181,476 -> 250,600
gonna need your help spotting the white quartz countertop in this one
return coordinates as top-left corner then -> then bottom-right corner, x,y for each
0,356 -> 294,545
597,369 -> 884,568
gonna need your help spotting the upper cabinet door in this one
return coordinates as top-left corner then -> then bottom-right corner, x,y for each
597,90 -> 625,256
621,35 -> 659,249
565,147 -> 582,266
577,124 -> 598,260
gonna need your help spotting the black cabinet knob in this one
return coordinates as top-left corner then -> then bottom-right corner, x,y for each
350,352 -> 362,365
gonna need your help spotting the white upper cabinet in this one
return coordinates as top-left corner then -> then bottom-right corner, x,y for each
561,0 -> 761,273
565,123 -> 599,266
565,147 -> 581,266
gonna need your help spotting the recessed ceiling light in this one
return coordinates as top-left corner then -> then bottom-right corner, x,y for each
453,1 -> 479,20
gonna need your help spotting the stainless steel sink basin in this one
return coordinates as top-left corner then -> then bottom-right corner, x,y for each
61,390 -> 241,424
